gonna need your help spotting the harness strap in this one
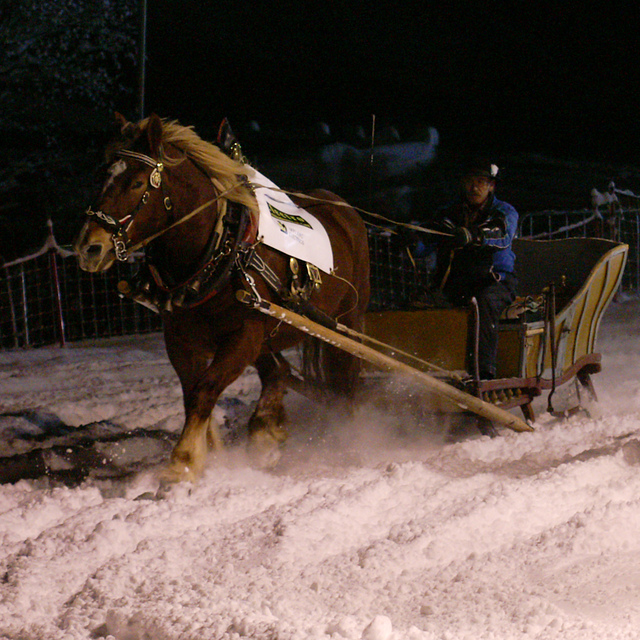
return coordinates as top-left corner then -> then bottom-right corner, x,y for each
245,251 -> 288,298
240,248 -> 349,332
116,149 -> 161,168
250,182 -> 453,239
119,201 -> 251,312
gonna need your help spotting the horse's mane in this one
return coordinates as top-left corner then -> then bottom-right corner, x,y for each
139,118 -> 259,219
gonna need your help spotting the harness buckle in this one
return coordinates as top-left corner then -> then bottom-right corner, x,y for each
114,235 -> 128,262
307,264 -> 322,289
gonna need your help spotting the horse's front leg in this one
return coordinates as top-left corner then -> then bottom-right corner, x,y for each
164,327 -> 263,483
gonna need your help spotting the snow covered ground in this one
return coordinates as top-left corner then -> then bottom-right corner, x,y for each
2,298 -> 640,640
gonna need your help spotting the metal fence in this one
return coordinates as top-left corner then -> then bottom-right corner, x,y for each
367,230 -> 432,309
518,184 -> 640,290
1,236 -> 161,350
2,189 -> 640,350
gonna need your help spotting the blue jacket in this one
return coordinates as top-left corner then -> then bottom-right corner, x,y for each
435,194 -> 518,287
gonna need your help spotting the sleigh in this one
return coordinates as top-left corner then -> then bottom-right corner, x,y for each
257,237 -> 627,433
362,237 -> 628,424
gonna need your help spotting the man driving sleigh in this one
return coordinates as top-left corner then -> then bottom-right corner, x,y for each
424,159 -> 519,381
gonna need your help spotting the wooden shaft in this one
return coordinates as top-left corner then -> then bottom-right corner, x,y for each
243,293 -> 533,433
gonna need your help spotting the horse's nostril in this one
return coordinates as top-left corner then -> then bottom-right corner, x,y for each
86,244 -> 103,258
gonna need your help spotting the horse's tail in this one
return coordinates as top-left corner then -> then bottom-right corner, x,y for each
301,337 -> 322,389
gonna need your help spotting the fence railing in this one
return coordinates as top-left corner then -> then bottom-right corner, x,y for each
1,230 -> 162,350
518,183 -> 640,290
2,190 -> 640,350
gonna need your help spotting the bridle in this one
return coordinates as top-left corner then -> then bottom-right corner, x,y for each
83,146 -> 259,312
84,148 -> 175,261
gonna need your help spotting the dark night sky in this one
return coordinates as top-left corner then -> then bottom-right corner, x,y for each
144,2 -> 640,162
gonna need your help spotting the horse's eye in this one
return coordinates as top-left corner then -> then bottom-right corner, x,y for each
132,180 -> 144,190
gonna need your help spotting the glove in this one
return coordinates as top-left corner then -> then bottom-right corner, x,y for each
452,226 -> 474,247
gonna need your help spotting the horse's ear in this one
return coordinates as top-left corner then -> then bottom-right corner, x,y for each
146,113 -> 164,156
115,111 -> 128,128
114,111 -> 135,136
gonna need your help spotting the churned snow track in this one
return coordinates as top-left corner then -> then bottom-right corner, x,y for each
1,301 -> 640,638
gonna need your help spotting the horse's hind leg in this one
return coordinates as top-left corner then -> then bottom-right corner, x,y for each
322,306 -> 365,401
322,344 -> 361,400
246,353 -> 289,467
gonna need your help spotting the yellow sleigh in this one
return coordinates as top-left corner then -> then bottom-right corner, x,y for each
363,237 -> 628,425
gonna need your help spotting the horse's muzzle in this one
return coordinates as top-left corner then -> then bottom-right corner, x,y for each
74,223 -> 116,272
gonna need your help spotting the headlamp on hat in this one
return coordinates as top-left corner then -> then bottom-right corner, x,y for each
464,160 -> 500,181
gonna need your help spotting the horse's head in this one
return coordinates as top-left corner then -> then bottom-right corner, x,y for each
74,113 -> 176,272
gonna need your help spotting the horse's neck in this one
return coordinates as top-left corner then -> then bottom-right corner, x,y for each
152,222 -> 212,280
152,168 -> 219,280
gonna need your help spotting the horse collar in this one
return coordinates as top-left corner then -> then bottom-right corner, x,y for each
122,201 -> 252,313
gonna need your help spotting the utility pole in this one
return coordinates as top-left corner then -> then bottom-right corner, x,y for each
137,0 -> 147,120
368,114 -> 376,209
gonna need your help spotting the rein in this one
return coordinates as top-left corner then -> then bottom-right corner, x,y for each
85,146 -> 447,315
126,188 -> 236,255
249,183 -> 453,238
86,146 -> 449,266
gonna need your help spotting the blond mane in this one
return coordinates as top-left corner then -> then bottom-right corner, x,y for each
139,118 -> 259,219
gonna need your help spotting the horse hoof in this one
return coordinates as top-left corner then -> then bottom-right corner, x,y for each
247,431 -> 282,469
160,461 -> 198,484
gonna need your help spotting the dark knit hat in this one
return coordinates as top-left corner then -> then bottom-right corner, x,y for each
463,159 -> 500,181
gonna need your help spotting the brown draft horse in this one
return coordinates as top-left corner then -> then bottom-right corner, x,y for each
74,113 -> 370,482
